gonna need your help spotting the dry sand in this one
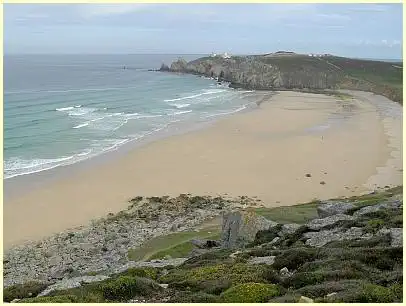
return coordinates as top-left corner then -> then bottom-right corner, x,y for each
3,91 -> 402,249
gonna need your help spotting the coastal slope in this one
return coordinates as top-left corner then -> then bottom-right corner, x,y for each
162,52 -> 402,104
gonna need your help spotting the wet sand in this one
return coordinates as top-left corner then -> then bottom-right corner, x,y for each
4,91 -> 402,249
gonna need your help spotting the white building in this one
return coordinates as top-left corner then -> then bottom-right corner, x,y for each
222,52 -> 231,59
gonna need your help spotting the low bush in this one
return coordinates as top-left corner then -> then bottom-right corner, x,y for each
99,276 -> 161,301
220,283 -> 280,302
4,282 -> 48,302
272,247 -> 318,271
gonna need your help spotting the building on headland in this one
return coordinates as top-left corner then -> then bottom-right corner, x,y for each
210,52 -> 231,59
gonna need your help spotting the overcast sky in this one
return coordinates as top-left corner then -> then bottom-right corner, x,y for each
4,3 -> 403,59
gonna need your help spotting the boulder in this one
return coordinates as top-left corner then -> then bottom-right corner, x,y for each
306,214 -> 354,231
353,199 -> 402,217
377,228 -> 403,247
317,201 -> 356,218
299,296 -> 314,303
278,223 -> 301,236
247,256 -> 276,265
220,211 -> 278,248
303,227 -> 369,247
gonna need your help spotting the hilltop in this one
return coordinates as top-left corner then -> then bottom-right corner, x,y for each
4,186 -> 403,303
160,52 -> 402,104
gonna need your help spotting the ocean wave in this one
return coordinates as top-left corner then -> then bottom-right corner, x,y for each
168,103 -> 191,109
205,105 -> 248,118
4,138 -> 130,179
164,89 -> 226,102
4,156 -> 75,179
171,110 -> 193,116
73,122 -> 89,129
55,106 -> 74,111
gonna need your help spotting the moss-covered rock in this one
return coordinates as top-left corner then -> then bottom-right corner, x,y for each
4,282 -> 48,302
220,283 -> 280,302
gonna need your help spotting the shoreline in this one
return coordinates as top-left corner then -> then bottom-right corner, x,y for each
4,90 -> 271,200
4,90 -> 402,249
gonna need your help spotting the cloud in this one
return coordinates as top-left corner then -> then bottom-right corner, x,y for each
77,4 -> 151,18
345,4 -> 390,12
316,13 -> 351,21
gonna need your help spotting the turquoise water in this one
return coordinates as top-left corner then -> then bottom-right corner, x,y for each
4,54 -> 260,179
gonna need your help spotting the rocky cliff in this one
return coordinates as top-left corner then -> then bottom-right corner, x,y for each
162,53 -> 403,104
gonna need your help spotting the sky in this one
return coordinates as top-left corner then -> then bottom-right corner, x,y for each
4,3 -> 403,59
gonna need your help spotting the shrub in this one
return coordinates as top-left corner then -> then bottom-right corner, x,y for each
220,283 -> 280,302
116,267 -> 159,280
19,295 -> 79,303
171,291 -> 221,302
272,248 -> 317,271
365,219 -> 385,233
4,282 -> 48,302
356,283 -> 397,302
99,276 -> 161,301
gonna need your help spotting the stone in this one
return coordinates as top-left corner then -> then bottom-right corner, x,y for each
299,296 -> 314,303
317,201 -> 356,218
377,228 -> 403,247
229,251 -> 242,258
304,227 -> 368,247
220,211 -> 278,248
306,214 -> 354,231
280,267 -> 292,277
38,275 -> 110,296
353,199 -> 402,217
247,256 -> 275,265
159,284 -> 169,289
278,223 -> 301,236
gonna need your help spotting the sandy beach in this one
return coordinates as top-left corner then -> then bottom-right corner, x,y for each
4,91 -> 402,249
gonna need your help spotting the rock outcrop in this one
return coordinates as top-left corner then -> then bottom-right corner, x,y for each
220,210 -> 278,248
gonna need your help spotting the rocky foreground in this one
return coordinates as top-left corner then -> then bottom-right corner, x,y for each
3,187 -> 403,303
160,52 -> 402,104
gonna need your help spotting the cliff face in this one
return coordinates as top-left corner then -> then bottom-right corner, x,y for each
163,54 -> 402,103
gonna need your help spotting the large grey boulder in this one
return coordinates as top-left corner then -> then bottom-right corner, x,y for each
113,258 -> 188,275
306,214 -> 354,231
303,227 -> 371,247
353,199 -> 402,217
317,201 -> 356,218
377,228 -> 403,247
220,211 -> 278,248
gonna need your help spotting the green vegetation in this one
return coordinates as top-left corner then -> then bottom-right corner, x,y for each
220,283 -> 280,302
255,201 -> 319,224
128,228 -> 220,261
99,276 -> 161,301
3,282 -> 48,302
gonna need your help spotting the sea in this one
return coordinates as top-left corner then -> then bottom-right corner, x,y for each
4,54 -> 263,180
